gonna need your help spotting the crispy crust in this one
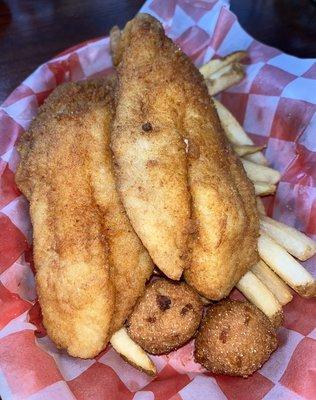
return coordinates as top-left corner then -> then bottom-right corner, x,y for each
110,15 -> 192,280
111,14 -> 259,298
194,300 -> 278,377
270,310 -> 284,328
127,279 -> 203,354
296,281 -> 316,298
16,78 -> 153,357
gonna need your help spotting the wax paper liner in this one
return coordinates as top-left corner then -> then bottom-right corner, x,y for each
0,0 -> 315,399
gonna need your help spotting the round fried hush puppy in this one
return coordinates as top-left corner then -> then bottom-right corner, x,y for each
127,279 -> 203,354
194,300 -> 278,377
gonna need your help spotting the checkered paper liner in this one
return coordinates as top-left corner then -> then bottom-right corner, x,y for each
0,0 -> 315,399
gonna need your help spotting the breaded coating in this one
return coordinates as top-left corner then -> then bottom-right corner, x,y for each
127,279 -> 203,354
82,81 -> 154,333
194,300 -> 278,377
16,78 -> 153,357
111,14 -> 259,298
110,18 -> 192,280
16,80 -> 115,358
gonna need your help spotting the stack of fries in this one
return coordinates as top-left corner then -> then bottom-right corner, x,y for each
200,53 -> 316,326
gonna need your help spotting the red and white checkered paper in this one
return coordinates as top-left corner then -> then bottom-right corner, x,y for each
0,0 -> 315,399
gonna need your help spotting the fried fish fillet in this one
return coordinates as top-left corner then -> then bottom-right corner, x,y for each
83,81 -> 154,333
16,78 -> 153,358
111,14 -> 259,299
110,25 -> 192,280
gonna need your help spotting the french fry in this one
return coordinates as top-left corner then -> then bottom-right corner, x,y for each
258,233 -> 316,298
241,159 -> 281,185
252,261 -> 293,305
199,51 -> 247,77
205,64 -> 244,96
256,197 -> 266,215
260,215 -> 316,261
110,328 -> 157,376
236,271 -> 283,327
213,99 -> 268,165
243,153 -> 268,165
233,144 -> 266,157
254,182 -> 276,196
110,26 -> 122,66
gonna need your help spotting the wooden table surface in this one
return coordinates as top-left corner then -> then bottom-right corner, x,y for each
0,0 -> 315,103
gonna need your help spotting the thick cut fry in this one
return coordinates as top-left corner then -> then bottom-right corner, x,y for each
209,64 -> 238,80
110,26 -> 123,66
199,51 -> 247,77
205,64 -> 244,96
110,328 -> 156,376
233,144 -> 265,157
236,271 -> 283,327
260,215 -> 316,261
254,182 -> 276,196
258,233 -> 316,297
252,261 -> 293,305
256,197 -> 266,215
241,159 -> 281,185
244,153 -> 266,165
213,99 -> 268,165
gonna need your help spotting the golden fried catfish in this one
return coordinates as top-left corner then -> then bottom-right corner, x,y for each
110,14 -> 259,299
16,78 -> 153,358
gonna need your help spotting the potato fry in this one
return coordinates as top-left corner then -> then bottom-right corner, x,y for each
243,153 -> 268,165
233,144 -> 266,157
256,197 -> 266,215
236,271 -> 283,327
252,261 -> 293,305
258,233 -> 316,298
254,182 -> 277,196
199,51 -> 247,77
213,99 -> 268,165
260,215 -> 316,261
110,26 -> 122,66
208,63 -> 242,81
241,159 -> 281,185
205,64 -> 244,96
110,328 -> 157,376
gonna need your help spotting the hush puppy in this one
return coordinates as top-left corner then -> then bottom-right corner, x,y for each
127,279 -> 203,354
194,299 -> 278,377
